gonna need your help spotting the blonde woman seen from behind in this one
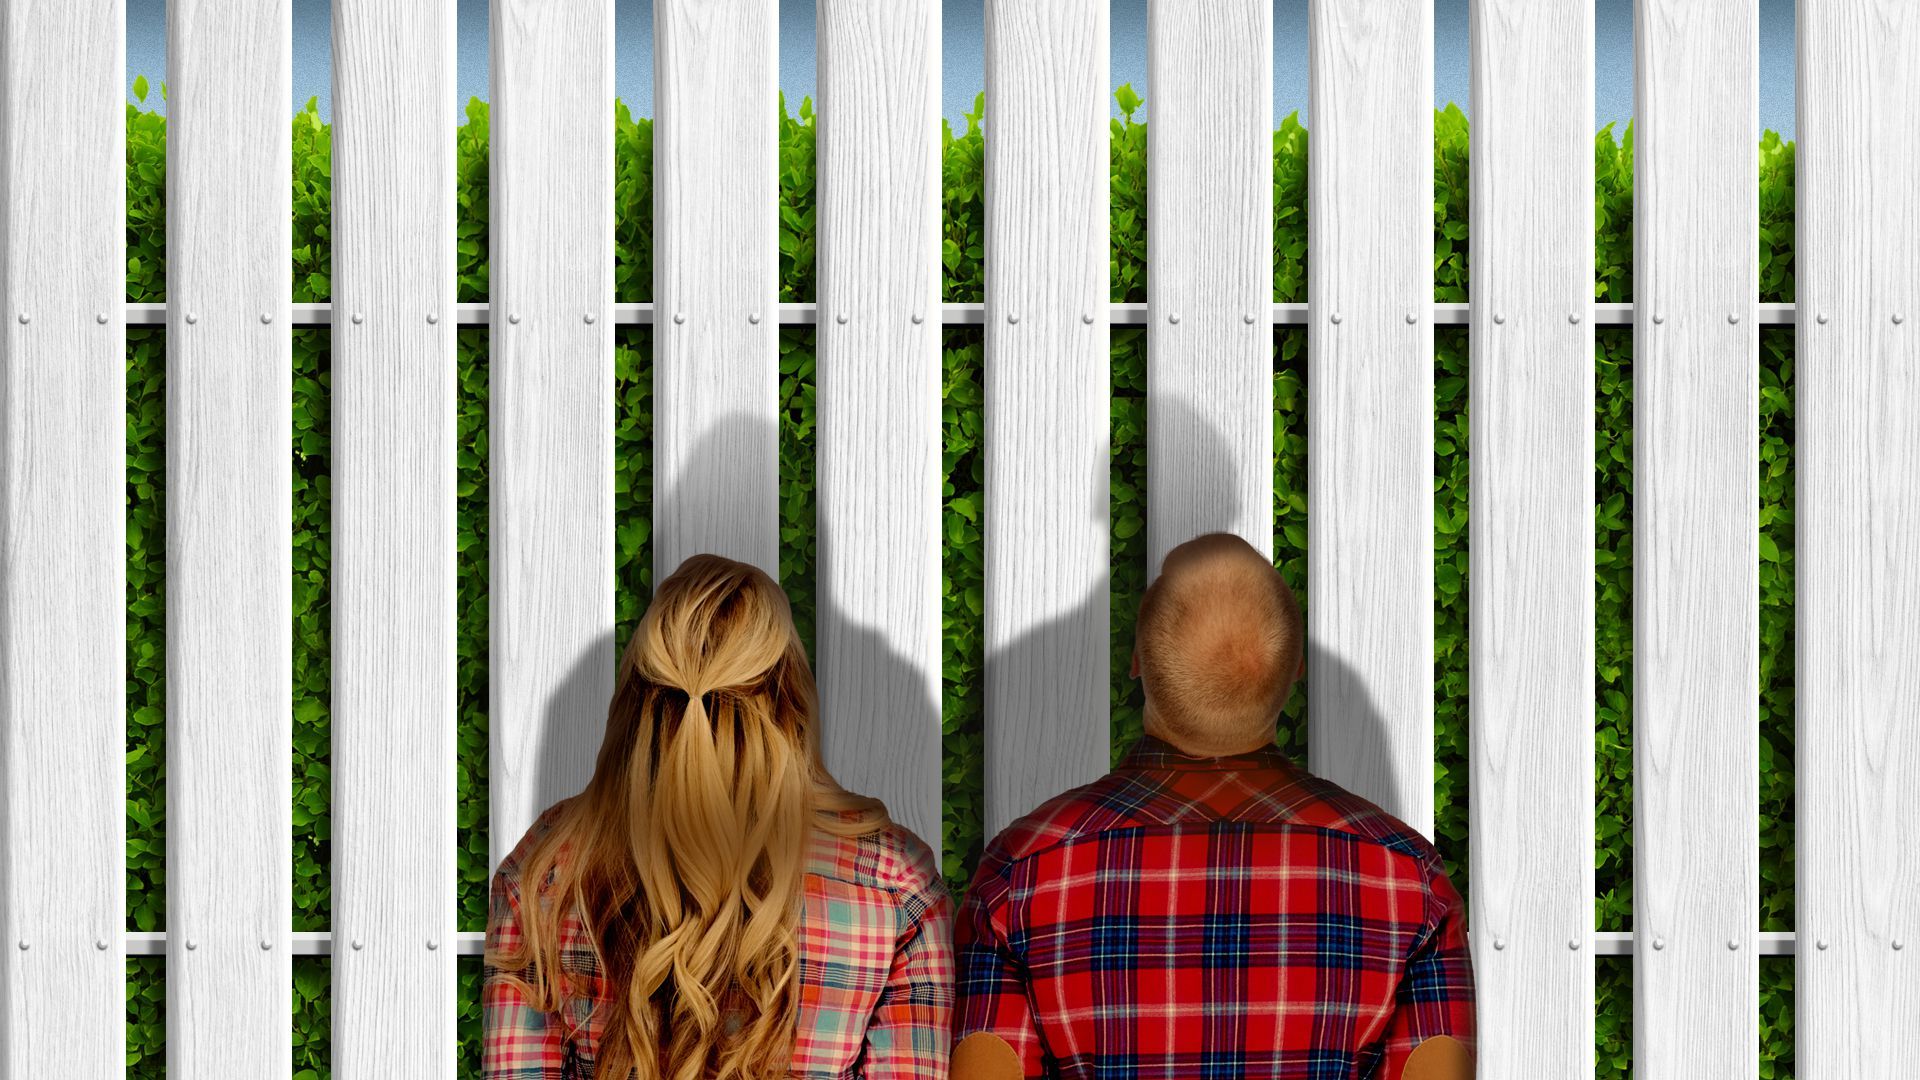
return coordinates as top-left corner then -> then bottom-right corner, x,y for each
483,554 -> 953,1079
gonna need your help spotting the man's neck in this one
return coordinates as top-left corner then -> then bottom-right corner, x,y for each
1143,717 -> 1281,759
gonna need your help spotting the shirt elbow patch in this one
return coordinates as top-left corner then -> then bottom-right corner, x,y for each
1403,1034 -> 1474,1080
951,1031 -> 1024,1080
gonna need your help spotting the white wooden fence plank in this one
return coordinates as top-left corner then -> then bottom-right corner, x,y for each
164,1 -> 292,1073
488,0 -> 616,871
1305,0 -> 1434,832
1145,0 -> 1272,574
1466,2 -> 1595,1075
981,0 -> 1110,838
1795,2 -> 1920,1071
653,0 -> 779,582
0,2 -> 127,1075
1632,1 -> 1759,1074
332,1 -> 458,1074
815,0 -> 944,859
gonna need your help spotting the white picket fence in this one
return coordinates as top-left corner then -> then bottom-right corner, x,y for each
2,0 -> 1917,1076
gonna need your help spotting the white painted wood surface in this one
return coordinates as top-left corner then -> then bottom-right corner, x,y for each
1145,0 -> 1272,575
981,0 -> 1110,838
0,2 -> 126,1075
1795,2 -> 1920,1072
164,1 -> 292,1073
1305,0 -> 1434,833
1632,1 -> 1759,1075
331,2 -> 458,1074
1465,2 -> 1595,1075
652,0 -> 779,582
488,0 -> 616,872
814,0 -> 944,859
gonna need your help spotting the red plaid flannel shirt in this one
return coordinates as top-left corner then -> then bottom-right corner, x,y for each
484,799 -> 954,1078
953,732 -> 1475,1078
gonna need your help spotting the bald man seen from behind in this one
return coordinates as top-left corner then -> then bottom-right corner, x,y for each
949,532 -> 1476,1080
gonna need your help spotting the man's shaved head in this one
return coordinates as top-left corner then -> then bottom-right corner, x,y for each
1134,532 -> 1304,756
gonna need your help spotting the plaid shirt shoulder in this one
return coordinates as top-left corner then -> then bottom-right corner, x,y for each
952,734 -> 1475,1078
794,810 -> 956,1078
483,800 -> 954,1079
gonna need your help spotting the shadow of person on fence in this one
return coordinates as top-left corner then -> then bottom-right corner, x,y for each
525,409 -> 777,832
521,589 -> 617,841
979,393 -> 1273,838
975,391 -> 1407,840
1299,640 -> 1407,828
525,410 -> 948,868
814,488 -> 945,867
978,423 -> 1114,841
1146,394 -> 1405,823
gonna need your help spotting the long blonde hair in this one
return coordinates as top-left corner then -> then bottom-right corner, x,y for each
485,554 -> 893,1080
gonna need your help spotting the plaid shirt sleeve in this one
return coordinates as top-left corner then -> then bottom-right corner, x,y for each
1375,851 -> 1477,1076
952,854 -> 1048,1078
482,863 -> 568,1078
858,868 -> 957,1077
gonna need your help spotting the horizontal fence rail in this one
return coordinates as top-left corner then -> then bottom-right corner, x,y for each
122,300 -> 1802,327
109,929 -> 1802,958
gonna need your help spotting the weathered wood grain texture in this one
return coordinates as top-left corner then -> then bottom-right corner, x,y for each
1305,0 -> 1434,833
981,0 -> 1110,838
331,2 -> 458,1073
814,0 -> 944,861
1795,1 -> 1920,1072
1632,1 -> 1759,1075
653,0 -> 779,582
164,0 -> 292,1072
488,0 -> 615,872
1145,0 -> 1272,576
0,1 -> 127,1075
1465,2 -> 1595,1075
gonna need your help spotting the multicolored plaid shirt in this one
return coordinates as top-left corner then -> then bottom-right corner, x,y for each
484,799 -> 954,1078
953,732 -> 1476,1078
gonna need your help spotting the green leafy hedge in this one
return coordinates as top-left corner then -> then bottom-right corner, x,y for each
121,80 -> 1796,1077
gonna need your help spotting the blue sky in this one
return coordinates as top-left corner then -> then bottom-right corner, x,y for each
126,0 -> 1799,139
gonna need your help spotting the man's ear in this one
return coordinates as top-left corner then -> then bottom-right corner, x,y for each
1129,644 -> 1141,681
951,1031 -> 1023,1080
1295,649 -> 1306,682
1402,1035 -> 1474,1080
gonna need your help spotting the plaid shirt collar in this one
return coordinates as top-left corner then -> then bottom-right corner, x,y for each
1116,730 -> 1299,774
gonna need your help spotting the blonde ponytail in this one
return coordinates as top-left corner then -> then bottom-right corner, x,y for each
484,554 -> 890,1080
